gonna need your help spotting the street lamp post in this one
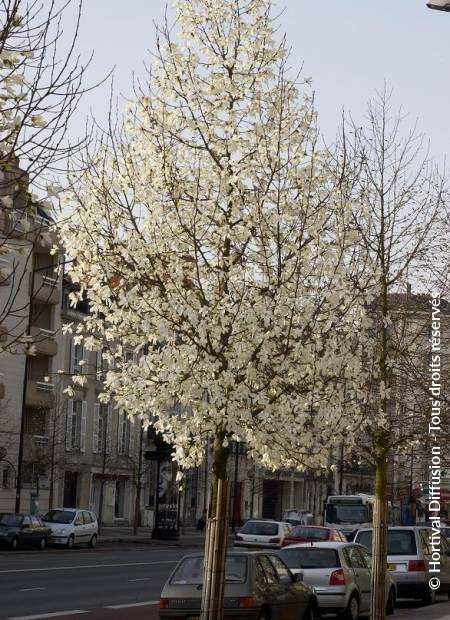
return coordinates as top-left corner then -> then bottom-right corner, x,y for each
15,257 -> 71,514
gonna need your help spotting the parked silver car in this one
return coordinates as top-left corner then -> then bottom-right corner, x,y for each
354,526 -> 450,604
42,508 -> 98,548
234,520 -> 292,550
279,542 -> 396,620
159,551 -> 318,619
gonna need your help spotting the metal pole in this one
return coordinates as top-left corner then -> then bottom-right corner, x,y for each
15,258 -> 72,513
338,442 -> 344,495
15,262 -> 36,513
231,441 -> 239,533
152,451 -> 161,538
203,435 -> 208,512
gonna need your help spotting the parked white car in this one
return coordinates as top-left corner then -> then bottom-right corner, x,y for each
234,519 -> 291,549
355,526 -> 450,604
279,541 -> 397,620
42,508 -> 98,548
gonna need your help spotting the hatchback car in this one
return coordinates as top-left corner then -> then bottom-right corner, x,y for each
282,526 -> 347,547
42,508 -> 98,548
0,513 -> 51,550
282,509 -> 314,527
442,526 -> 450,541
234,520 -> 291,549
159,551 -> 318,619
355,526 -> 450,604
278,542 -> 396,620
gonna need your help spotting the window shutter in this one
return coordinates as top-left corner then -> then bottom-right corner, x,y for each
69,339 -> 75,374
81,346 -> 88,374
96,349 -> 102,379
93,404 -> 100,453
80,401 -> 87,452
66,399 -> 74,451
118,412 -> 124,455
128,419 -> 135,457
106,406 -> 112,454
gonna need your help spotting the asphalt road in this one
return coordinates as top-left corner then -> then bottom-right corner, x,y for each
0,542 -> 189,620
0,543 -> 449,620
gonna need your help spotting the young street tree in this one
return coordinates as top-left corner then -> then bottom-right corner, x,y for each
0,0 -> 90,354
60,1 -> 374,617
336,90 -> 448,620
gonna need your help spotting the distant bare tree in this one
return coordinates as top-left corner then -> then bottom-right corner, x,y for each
335,88 -> 448,620
0,0 -> 95,354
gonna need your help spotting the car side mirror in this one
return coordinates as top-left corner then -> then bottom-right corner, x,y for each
293,571 -> 303,582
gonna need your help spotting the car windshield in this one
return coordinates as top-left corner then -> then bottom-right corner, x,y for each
42,510 -> 75,524
327,505 -> 369,524
289,527 -> 329,540
280,548 -> 340,569
0,514 -> 22,527
240,521 -> 278,536
356,530 -> 417,555
171,556 -> 247,585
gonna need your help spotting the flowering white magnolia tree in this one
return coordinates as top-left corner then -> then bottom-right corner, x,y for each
60,1 -> 373,617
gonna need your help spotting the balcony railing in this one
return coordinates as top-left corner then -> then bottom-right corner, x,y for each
33,272 -> 60,305
0,257 -> 12,286
33,435 -> 49,447
25,380 -> 54,408
30,326 -> 58,356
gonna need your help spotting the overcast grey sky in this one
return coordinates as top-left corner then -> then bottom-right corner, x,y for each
73,1 -> 450,160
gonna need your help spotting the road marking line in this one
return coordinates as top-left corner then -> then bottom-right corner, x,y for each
105,600 -> 159,609
8,611 -> 88,620
128,577 -> 150,582
0,560 -> 177,574
19,587 -> 47,592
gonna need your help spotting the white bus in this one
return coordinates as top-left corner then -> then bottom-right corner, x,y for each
324,494 -> 375,539
324,494 -> 401,540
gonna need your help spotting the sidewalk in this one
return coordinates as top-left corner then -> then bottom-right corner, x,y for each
98,525 -> 210,547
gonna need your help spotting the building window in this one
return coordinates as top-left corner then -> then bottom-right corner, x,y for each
66,399 -> 87,452
22,462 -> 47,486
93,403 -> 111,454
96,347 -> 109,380
24,408 -> 47,435
118,412 -> 133,456
70,339 -> 85,375
1,467 -> 12,489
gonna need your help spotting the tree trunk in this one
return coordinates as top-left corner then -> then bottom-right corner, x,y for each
133,423 -> 144,536
97,480 -> 105,536
370,452 -> 389,620
200,431 -> 230,620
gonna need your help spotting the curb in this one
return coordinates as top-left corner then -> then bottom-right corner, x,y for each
98,536 -> 206,547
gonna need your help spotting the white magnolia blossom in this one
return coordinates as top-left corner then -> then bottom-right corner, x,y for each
60,0 -> 374,471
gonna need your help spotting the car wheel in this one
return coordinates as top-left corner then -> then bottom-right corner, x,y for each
66,535 -> 74,549
88,534 -> 97,548
422,587 -> 436,605
386,587 -> 395,615
10,537 -> 18,550
342,594 -> 359,620
38,537 -> 46,550
302,599 -> 318,620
